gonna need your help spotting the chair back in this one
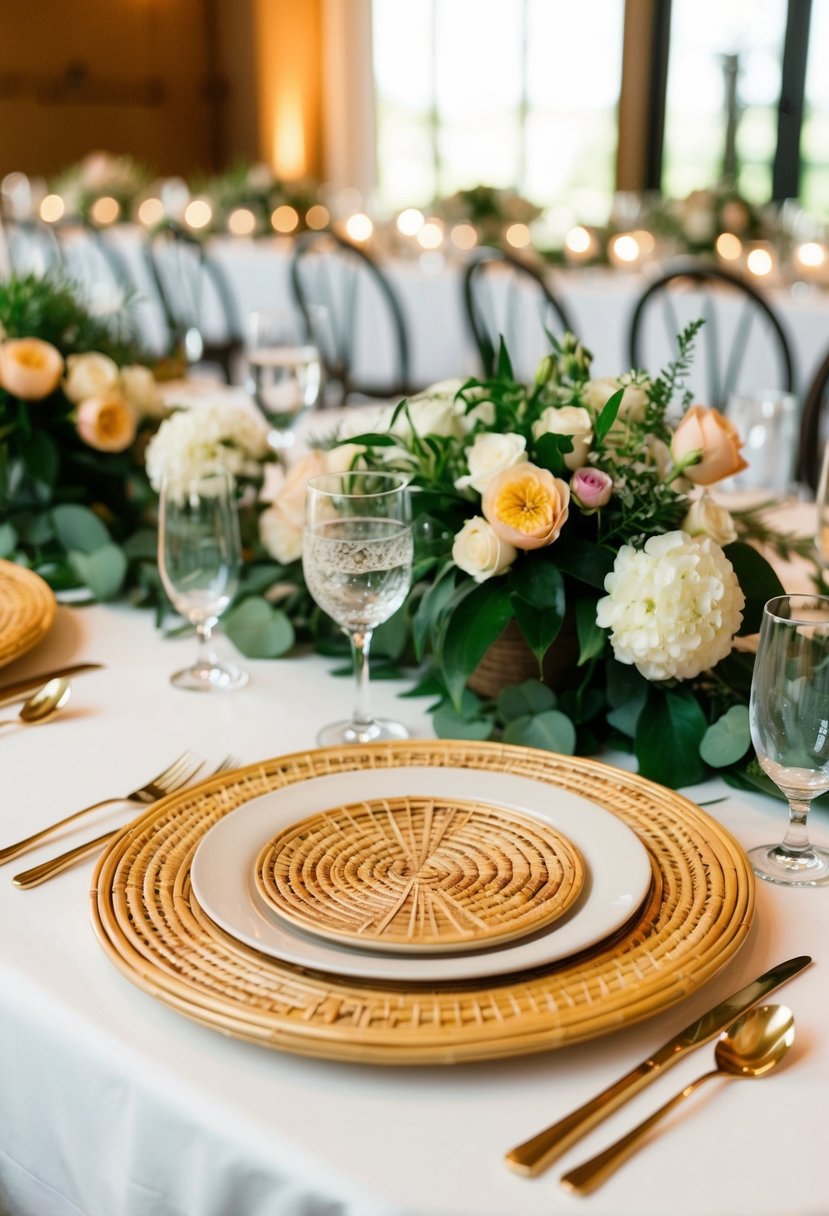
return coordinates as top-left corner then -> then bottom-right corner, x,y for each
144,221 -> 242,381
628,263 -> 795,410
0,218 -> 63,276
798,346 -> 829,492
55,221 -> 137,318
462,247 -> 573,379
289,230 -> 413,403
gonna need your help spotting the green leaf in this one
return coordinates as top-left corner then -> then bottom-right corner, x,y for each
635,686 -> 708,787
700,705 -> 751,768
121,528 -> 159,561
593,387 -> 624,444
52,504 -> 111,555
575,597 -> 606,666
509,558 -> 565,610
495,336 -> 514,381
413,563 -> 457,660
68,544 -> 127,601
332,431 -> 401,448
440,579 -> 514,709
723,541 -> 785,635
502,710 -> 576,754
223,597 -> 295,658
532,432 -> 572,478
19,428 -> 59,486
553,535 -> 615,590
511,593 -> 563,669
0,522 -> 17,557
433,690 -> 494,740
372,603 -> 409,660
497,680 -> 556,722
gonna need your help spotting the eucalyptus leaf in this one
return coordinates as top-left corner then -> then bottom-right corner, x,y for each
635,686 -> 707,787
497,679 -> 556,722
53,504 -> 111,555
223,597 -> 295,658
700,705 -> 751,768
432,689 -> 494,740
502,710 -> 576,754
68,544 -> 127,601
0,522 -> 16,557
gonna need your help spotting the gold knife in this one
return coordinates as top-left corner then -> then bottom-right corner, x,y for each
505,954 -> 812,1177
0,663 -> 104,706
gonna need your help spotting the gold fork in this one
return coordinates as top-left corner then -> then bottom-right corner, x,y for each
0,750 -> 204,867
12,755 -> 241,889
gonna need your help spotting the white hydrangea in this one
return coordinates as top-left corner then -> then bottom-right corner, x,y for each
596,531 -> 744,681
145,401 -> 270,491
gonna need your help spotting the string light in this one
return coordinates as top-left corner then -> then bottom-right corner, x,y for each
137,198 -> 164,227
716,232 -> 742,261
89,196 -> 120,226
39,194 -> 65,223
565,226 -> 592,255
610,233 -> 640,264
450,223 -> 477,250
505,223 -> 531,249
795,241 -> 826,269
416,220 -> 443,250
345,212 -> 374,242
227,207 -> 256,236
746,247 -> 773,277
396,208 -> 424,237
305,204 -> 329,230
271,204 -> 299,234
183,198 -> 213,230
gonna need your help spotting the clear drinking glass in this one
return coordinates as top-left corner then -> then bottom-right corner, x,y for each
303,472 -> 413,746
816,441 -> 829,568
158,467 -> 248,692
748,594 -> 829,885
246,307 -> 323,453
727,390 -> 798,495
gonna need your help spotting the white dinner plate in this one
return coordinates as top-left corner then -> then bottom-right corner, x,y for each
190,767 -> 653,983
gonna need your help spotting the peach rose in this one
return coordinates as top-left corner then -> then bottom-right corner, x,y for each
482,462 -> 570,551
0,338 -> 64,400
670,405 -> 748,485
75,391 -> 137,452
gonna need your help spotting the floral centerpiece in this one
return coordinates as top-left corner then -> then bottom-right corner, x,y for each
432,184 -> 543,248
50,151 -> 153,224
293,326 -> 814,790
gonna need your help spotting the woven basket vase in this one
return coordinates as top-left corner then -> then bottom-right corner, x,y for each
467,614 -> 581,699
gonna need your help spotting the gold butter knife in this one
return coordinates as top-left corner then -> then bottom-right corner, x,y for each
504,954 -> 812,1177
0,663 -> 104,706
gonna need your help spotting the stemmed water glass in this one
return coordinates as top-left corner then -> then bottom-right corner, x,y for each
302,472 -> 413,746
246,307 -> 323,454
817,441 -> 829,569
158,466 -> 248,692
748,594 -> 829,885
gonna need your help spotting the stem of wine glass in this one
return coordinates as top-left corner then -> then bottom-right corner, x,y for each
196,620 -> 219,670
349,628 -> 374,732
781,796 -> 813,854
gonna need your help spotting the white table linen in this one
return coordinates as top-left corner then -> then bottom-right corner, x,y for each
0,587 -> 827,1216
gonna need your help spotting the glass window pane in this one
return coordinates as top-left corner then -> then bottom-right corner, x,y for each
801,0 -> 829,214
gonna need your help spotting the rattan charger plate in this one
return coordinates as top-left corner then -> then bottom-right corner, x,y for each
90,742 -> 755,1065
0,560 -> 56,668
253,795 -> 585,953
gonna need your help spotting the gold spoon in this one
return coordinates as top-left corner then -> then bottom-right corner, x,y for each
0,678 -> 71,729
560,1003 -> 796,1195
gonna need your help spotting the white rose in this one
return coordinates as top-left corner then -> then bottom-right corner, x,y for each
682,494 -> 738,546
63,352 -> 120,405
455,431 -> 526,494
533,405 -> 593,470
119,365 -> 164,419
144,401 -> 269,491
390,380 -> 465,440
596,531 -> 744,681
259,504 -> 303,564
583,377 -> 649,423
452,516 -> 516,583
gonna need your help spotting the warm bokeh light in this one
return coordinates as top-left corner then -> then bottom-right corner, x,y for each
305,204 -> 329,230
505,223 -> 532,248
39,194 -> 65,223
345,212 -> 374,242
795,241 -> 826,268
89,196 -> 120,226
746,247 -> 773,276
610,233 -> 640,263
715,232 -> 743,261
184,199 -> 213,230
396,207 -> 425,237
227,207 -> 257,236
565,225 -> 592,254
450,222 -> 478,250
632,228 -> 655,255
271,204 -> 299,233
137,197 -> 165,227
417,220 -> 443,250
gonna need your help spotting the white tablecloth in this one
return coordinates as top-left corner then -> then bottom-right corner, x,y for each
0,582 -> 827,1216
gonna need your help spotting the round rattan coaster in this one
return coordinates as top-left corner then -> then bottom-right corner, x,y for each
253,795 -> 585,953
90,742 -> 755,1065
0,560 -> 56,668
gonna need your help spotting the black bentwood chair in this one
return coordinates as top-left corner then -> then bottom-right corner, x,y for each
798,345 -> 829,493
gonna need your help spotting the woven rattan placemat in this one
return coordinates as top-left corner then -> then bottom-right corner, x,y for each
253,795 -> 585,953
0,560 -> 56,668
90,742 -> 755,1065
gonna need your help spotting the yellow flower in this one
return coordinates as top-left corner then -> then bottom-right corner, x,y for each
0,338 -> 64,400
482,462 -> 570,550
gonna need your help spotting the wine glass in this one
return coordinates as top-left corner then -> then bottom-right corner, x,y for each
748,594 -> 829,885
246,307 -> 323,454
158,466 -> 248,692
302,472 -> 413,746
816,440 -> 829,568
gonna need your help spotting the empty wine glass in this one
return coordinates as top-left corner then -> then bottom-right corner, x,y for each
303,472 -> 413,746
816,440 -> 829,569
748,594 -> 829,885
158,466 -> 248,692
246,307 -> 323,454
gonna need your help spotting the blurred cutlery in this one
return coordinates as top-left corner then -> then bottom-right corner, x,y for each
0,678 -> 70,729
0,663 -> 103,707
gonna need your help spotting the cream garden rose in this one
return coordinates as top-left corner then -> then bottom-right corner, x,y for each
144,400 -> 270,491
583,377 -> 649,424
63,352 -> 120,404
682,493 -> 737,546
259,504 -> 303,564
670,405 -> 748,485
482,462 -> 570,551
455,431 -> 526,493
119,364 -> 164,419
532,405 -> 593,470
0,338 -> 64,400
75,391 -> 137,453
452,516 -> 516,582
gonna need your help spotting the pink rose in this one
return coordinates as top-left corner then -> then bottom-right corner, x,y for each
670,405 -> 748,485
571,467 -> 612,511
